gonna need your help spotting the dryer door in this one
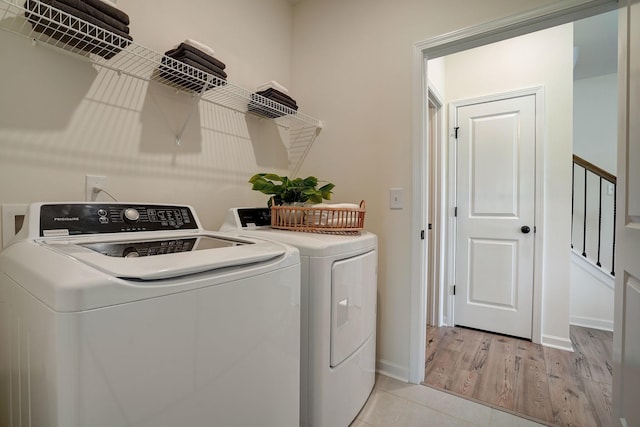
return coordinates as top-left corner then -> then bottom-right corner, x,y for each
330,250 -> 377,367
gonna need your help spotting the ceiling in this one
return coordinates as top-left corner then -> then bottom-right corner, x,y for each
573,10 -> 618,80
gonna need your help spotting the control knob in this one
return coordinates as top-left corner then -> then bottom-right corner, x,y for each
123,208 -> 140,223
123,247 -> 140,258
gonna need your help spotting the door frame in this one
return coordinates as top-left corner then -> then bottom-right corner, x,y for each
427,85 -> 445,327
408,0 -> 619,384
612,1 -> 640,424
448,88 -> 545,341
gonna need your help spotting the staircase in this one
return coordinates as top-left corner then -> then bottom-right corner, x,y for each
571,154 -> 616,276
570,154 -> 616,331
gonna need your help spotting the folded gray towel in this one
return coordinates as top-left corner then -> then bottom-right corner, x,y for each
49,0 -> 129,33
159,55 -> 226,93
165,43 -> 226,69
25,0 -> 132,59
166,49 -> 226,73
28,21 -> 130,59
176,57 -> 227,80
248,93 -> 298,118
77,0 -> 129,25
255,89 -> 297,109
256,88 -> 297,108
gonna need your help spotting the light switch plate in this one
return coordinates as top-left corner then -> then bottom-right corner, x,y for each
390,188 -> 403,209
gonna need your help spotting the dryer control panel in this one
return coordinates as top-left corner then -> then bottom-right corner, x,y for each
235,208 -> 271,228
39,203 -> 199,237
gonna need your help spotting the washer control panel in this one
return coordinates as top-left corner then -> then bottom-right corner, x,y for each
39,203 -> 199,237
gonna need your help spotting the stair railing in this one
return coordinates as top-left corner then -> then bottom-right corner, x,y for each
571,154 -> 616,276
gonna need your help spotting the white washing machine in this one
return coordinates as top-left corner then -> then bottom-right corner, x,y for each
0,202 -> 300,427
221,207 -> 377,427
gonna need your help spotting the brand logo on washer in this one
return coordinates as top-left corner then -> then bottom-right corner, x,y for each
53,217 -> 80,221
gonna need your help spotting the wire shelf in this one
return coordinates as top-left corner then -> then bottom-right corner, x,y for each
0,0 -> 323,174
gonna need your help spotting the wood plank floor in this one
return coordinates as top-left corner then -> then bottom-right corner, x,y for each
422,325 -> 613,427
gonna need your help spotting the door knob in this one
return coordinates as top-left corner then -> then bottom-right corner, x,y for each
521,225 -> 531,234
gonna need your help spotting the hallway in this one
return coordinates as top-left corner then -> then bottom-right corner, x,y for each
422,325 -> 612,426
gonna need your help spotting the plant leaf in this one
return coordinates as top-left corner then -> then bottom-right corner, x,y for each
248,173 -> 265,184
249,173 -> 335,204
251,181 -> 276,194
263,173 -> 284,182
303,176 -> 318,187
318,183 -> 335,192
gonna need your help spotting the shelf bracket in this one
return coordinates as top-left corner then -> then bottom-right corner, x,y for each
175,106 -> 196,145
175,74 -> 214,146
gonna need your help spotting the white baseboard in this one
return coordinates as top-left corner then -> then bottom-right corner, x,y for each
541,333 -> 574,352
376,359 -> 409,383
570,315 -> 614,332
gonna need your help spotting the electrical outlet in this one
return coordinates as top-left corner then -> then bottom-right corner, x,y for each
85,175 -> 107,201
2,204 -> 28,249
390,188 -> 403,209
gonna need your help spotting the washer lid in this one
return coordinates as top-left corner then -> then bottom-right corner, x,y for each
44,234 -> 285,280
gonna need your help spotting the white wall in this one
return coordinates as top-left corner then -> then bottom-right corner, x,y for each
428,57 -> 446,97
573,73 -> 618,174
291,0 -> 570,379
0,0 -> 294,244
570,73 -> 617,331
572,73 -> 617,271
570,253 -> 615,331
443,25 -> 574,349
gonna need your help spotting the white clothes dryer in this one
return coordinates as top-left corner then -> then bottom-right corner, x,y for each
221,207 -> 377,427
0,202 -> 300,427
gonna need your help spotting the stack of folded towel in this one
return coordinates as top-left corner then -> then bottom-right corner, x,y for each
248,81 -> 299,118
25,0 -> 132,59
307,203 -> 362,227
159,39 -> 227,93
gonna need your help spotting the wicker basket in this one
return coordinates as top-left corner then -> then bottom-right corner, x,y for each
271,200 -> 365,233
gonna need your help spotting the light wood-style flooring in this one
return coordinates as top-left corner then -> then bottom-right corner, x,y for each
422,325 -> 613,427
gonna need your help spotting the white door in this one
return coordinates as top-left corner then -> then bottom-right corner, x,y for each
613,1 -> 640,425
454,94 -> 536,339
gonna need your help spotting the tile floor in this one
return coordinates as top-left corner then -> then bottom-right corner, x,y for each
350,374 -> 547,427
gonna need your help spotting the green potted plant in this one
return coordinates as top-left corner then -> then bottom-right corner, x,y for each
249,173 -> 335,208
